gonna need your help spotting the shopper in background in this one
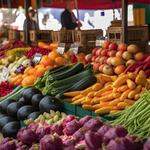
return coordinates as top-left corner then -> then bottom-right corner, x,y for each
23,8 -> 38,31
61,0 -> 82,30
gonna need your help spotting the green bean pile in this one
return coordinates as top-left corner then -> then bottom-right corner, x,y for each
111,91 -> 150,140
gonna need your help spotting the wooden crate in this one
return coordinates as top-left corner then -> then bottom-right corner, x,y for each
107,26 -> 149,50
19,31 -> 25,42
51,30 -> 75,43
8,29 -> 20,40
74,29 -> 103,53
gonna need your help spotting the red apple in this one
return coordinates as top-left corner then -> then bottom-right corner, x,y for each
85,54 -> 92,63
93,63 -> 100,72
99,56 -> 108,64
108,50 -> 117,57
95,57 -> 100,63
101,49 -> 108,57
102,40 -> 111,49
96,48 -> 102,57
116,51 -> 124,57
92,56 -> 97,62
109,43 -> 118,50
118,43 -> 127,51
92,48 -> 98,56
107,57 -> 112,65
99,64 -> 105,72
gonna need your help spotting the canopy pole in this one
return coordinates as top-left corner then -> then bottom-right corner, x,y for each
74,0 -> 80,29
24,0 -> 31,44
122,0 -> 128,43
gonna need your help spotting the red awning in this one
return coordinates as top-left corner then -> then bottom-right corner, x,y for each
42,0 -> 150,9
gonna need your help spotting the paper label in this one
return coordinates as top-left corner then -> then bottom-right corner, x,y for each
57,43 -> 65,55
0,67 -> 9,82
33,53 -> 42,64
70,42 -> 80,55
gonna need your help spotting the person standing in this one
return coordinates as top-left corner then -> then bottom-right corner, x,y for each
61,0 -> 81,30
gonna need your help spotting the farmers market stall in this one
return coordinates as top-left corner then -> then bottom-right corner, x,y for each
0,39 -> 150,149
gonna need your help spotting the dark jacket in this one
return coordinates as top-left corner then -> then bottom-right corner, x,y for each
61,9 -> 78,30
23,18 -> 38,31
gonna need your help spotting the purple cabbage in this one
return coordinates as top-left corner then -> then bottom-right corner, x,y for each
63,119 -> 80,136
85,131 -> 103,149
79,116 -> 92,126
15,65 -> 26,74
143,138 -> 150,150
17,128 -> 37,146
83,118 -> 103,131
51,124 -> 63,136
103,126 -> 128,144
35,125 -> 51,140
107,137 -> 135,150
63,115 -> 76,128
40,134 -> 63,150
0,138 -> 16,150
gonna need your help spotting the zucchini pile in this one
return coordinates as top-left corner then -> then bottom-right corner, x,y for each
35,63 -> 97,98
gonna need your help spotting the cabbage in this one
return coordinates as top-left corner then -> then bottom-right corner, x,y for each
51,124 -> 63,136
40,134 -> 63,150
35,125 -> 51,140
103,126 -> 128,144
73,127 -> 88,142
107,137 -> 135,150
83,118 -> 103,131
63,119 -> 80,136
63,115 -> 76,128
17,128 -> 37,146
97,125 -> 111,136
79,116 -> 92,126
0,138 -> 16,150
75,140 -> 87,150
85,131 -> 103,149
143,138 -> 150,150
61,135 -> 75,149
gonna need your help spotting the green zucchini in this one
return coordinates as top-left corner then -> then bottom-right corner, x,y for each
56,75 -> 96,99
49,63 -> 84,81
50,69 -> 93,88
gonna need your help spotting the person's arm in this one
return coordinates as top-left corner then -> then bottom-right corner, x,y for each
61,12 -> 78,29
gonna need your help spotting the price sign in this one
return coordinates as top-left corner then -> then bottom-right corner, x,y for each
0,67 -> 9,82
96,36 -> 105,47
57,43 -> 65,55
70,42 -> 80,55
33,53 -> 42,64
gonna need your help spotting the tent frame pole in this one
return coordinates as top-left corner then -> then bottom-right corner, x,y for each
122,0 -> 128,43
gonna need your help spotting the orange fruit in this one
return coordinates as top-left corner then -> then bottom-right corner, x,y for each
22,75 -> 37,86
48,51 -> 60,61
35,67 -> 46,77
55,57 -> 66,66
114,65 -> 126,75
40,55 -> 55,66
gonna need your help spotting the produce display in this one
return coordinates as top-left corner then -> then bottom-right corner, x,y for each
0,87 -> 63,137
85,41 -> 145,75
0,38 -> 150,149
0,114 -> 146,150
35,63 -> 96,97
64,71 -> 150,115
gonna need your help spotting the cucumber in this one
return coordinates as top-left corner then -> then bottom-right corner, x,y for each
56,75 -> 97,100
50,63 -> 84,81
51,69 -> 93,88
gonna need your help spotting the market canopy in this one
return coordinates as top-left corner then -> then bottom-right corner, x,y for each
42,0 -> 150,9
